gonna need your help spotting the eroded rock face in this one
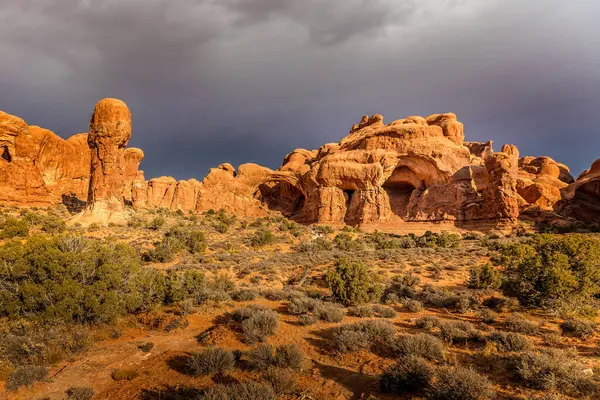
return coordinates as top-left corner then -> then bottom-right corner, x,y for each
516,156 -> 574,210
557,159 -> 600,222
260,113 -> 520,227
73,99 -> 132,225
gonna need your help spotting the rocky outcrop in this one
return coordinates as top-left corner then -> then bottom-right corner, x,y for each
260,114 -> 520,227
516,156 -> 573,210
72,99 -> 133,225
4,100 -> 600,231
556,159 -> 600,222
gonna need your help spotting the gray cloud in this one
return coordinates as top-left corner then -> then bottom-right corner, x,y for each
0,0 -> 598,180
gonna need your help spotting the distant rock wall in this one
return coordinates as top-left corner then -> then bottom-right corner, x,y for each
1,102 -> 597,228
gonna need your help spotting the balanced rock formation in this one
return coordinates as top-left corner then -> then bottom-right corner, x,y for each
259,113 -> 520,227
72,99 -> 133,225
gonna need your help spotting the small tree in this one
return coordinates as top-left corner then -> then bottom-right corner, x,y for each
467,263 -> 502,289
326,259 -> 382,306
500,234 -> 600,309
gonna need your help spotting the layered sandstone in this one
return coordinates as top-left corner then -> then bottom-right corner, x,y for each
72,99 -> 133,225
260,114 -> 520,226
2,102 -> 600,230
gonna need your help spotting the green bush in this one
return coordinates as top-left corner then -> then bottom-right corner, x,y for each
325,259 -> 382,306
379,355 -> 432,394
467,263 -> 502,289
148,216 -> 166,230
249,229 -> 275,247
0,217 -> 29,239
500,234 -> 600,309
0,234 -> 167,323
187,348 -> 235,376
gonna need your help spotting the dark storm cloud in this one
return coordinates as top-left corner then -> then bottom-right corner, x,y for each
0,0 -> 599,180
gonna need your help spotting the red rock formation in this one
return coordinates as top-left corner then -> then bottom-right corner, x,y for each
556,159 -> 600,222
72,99 -> 132,225
261,113 -> 520,227
516,156 -> 573,210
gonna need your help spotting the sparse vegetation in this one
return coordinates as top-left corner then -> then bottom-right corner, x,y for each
325,259 -> 382,306
187,347 -> 235,376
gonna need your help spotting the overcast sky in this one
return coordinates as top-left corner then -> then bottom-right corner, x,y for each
0,0 -> 599,179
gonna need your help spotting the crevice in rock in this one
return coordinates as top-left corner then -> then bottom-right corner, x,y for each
1,146 -> 11,162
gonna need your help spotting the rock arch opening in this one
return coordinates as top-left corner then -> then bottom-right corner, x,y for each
1,146 -> 11,162
383,166 -> 421,218
256,181 -> 305,217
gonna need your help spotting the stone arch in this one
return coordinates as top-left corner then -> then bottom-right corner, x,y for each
383,166 -> 420,218
253,174 -> 306,217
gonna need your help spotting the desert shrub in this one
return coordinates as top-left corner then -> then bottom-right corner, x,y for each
231,305 -> 269,322
249,229 -> 275,247
263,367 -> 297,395
467,263 -> 502,289
379,355 -> 432,394
348,304 -> 375,317
148,216 -> 166,230
164,270 -> 206,304
487,332 -> 532,352
287,297 -> 319,315
187,348 -> 235,376
164,226 -> 207,254
427,366 -> 494,400
5,365 -> 48,390
333,320 -> 396,353
415,316 -> 440,330
500,234 -> 600,310
0,217 -> 29,239
313,303 -> 345,322
312,237 -> 333,251
511,348 -> 596,395
111,368 -> 139,381
333,233 -> 364,252
504,314 -> 539,335
404,299 -> 424,313
438,321 -> 483,344
0,234 -> 167,323
373,304 -> 397,318
203,381 -> 275,400
390,333 -> 445,361
273,344 -> 303,370
482,296 -> 511,311
66,387 -> 95,400
325,259 -> 382,306
246,344 -> 303,371
127,214 -> 146,228
478,309 -> 497,324
232,289 -> 259,301
240,309 -> 279,343
297,314 -> 317,326
560,319 -> 596,338
314,225 -> 334,235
